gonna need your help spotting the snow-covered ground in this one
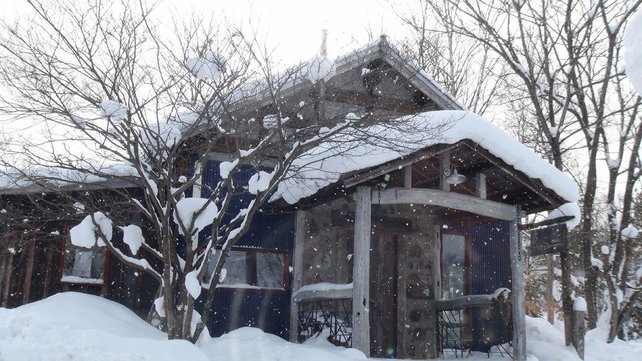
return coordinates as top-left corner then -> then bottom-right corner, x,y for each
1,292 -> 641,361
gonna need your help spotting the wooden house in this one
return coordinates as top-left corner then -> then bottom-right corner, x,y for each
0,36 -> 578,360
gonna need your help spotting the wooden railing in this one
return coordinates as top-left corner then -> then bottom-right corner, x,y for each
435,288 -> 513,358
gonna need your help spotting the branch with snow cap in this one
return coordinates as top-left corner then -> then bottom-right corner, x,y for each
186,51 -> 223,80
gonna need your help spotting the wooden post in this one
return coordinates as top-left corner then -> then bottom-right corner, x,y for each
432,226 -> 442,298
475,173 -> 487,199
289,210 -> 306,342
404,165 -> 412,188
573,307 -> 586,359
2,237 -> 16,307
0,255 -> 5,305
353,186 -> 371,356
560,227 -> 573,346
545,254 -> 555,324
22,239 -> 36,304
42,239 -> 55,298
509,207 -> 527,361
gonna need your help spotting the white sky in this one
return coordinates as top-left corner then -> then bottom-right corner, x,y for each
1,0 -> 408,63
163,0 -> 399,60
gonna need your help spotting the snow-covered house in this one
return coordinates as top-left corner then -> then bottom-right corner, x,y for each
0,37 -> 578,360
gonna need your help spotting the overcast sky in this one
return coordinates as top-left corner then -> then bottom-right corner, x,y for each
2,0 -> 408,63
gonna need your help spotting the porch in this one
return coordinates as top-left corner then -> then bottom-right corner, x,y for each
289,183 -> 525,360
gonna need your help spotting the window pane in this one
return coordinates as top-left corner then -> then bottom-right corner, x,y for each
215,250 -> 285,289
63,237 -> 105,281
256,253 -> 284,288
72,251 -> 93,278
221,251 -> 247,285
442,234 -> 466,299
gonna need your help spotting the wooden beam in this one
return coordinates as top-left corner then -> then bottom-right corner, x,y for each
292,286 -> 353,302
289,210 -> 306,343
352,186 -> 371,356
464,141 -> 563,207
371,188 -> 517,221
475,173 -> 487,199
321,88 -> 430,113
343,144 -> 458,188
509,207 -> 527,361
519,216 -> 574,231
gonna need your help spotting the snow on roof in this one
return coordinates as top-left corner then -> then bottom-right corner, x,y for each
272,110 -> 579,206
0,161 -> 138,194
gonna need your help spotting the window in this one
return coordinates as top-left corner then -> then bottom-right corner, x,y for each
211,249 -> 287,289
61,235 -> 106,284
441,233 -> 470,299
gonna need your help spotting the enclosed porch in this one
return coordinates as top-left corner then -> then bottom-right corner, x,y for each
284,140 -> 573,361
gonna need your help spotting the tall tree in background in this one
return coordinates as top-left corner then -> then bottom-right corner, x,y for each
402,0 -> 642,339
393,0 -> 507,116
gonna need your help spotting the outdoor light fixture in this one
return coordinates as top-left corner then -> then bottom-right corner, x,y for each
444,167 -> 467,185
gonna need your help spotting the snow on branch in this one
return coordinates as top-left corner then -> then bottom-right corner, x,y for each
70,212 -> 113,248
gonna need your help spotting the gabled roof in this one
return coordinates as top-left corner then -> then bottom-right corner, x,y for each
331,35 -> 465,111
234,36 -> 465,118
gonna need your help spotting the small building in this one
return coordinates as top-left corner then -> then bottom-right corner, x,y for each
0,37 -> 578,360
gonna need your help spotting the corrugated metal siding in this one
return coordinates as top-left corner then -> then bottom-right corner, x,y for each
465,220 -> 512,294
199,160 -> 295,339
462,220 -> 513,352
200,288 -> 291,339
200,160 -> 295,249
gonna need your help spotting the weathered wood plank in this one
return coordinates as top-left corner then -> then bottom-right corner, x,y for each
561,227 -> 574,346
435,294 -> 494,311
573,308 -> 586,359
509,208 -> 527,361
289,210 -> 306,342
42,239 -> 55,298
342,144 -> 458,189
292,286 -> 353,302
352,186 -> 371,356
2,237 -> 16,307
475,173 -> 487,199
22,239 -> 36,304
371,188 -> 517,221
404,165 -> 412,188
432,226 -> 442,299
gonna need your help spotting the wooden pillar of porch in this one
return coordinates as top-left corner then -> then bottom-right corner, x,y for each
289,210 -> 306,343
352,186 -> 371,356
509,206 -> 527,361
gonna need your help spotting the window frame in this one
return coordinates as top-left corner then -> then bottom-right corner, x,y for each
440,231 -> 472,299
215,247 -> 289,291
59,222 -> 110,288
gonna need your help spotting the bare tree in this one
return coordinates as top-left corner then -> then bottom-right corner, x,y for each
0,0 -> 444,342
421,0 -> 642,339
392,0 -> 508,116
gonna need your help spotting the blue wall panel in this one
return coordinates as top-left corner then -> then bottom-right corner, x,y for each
465,220 -> 512,294
203,288 -> 291,339
198,159 -> 294,339
462,220 -> 513,352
